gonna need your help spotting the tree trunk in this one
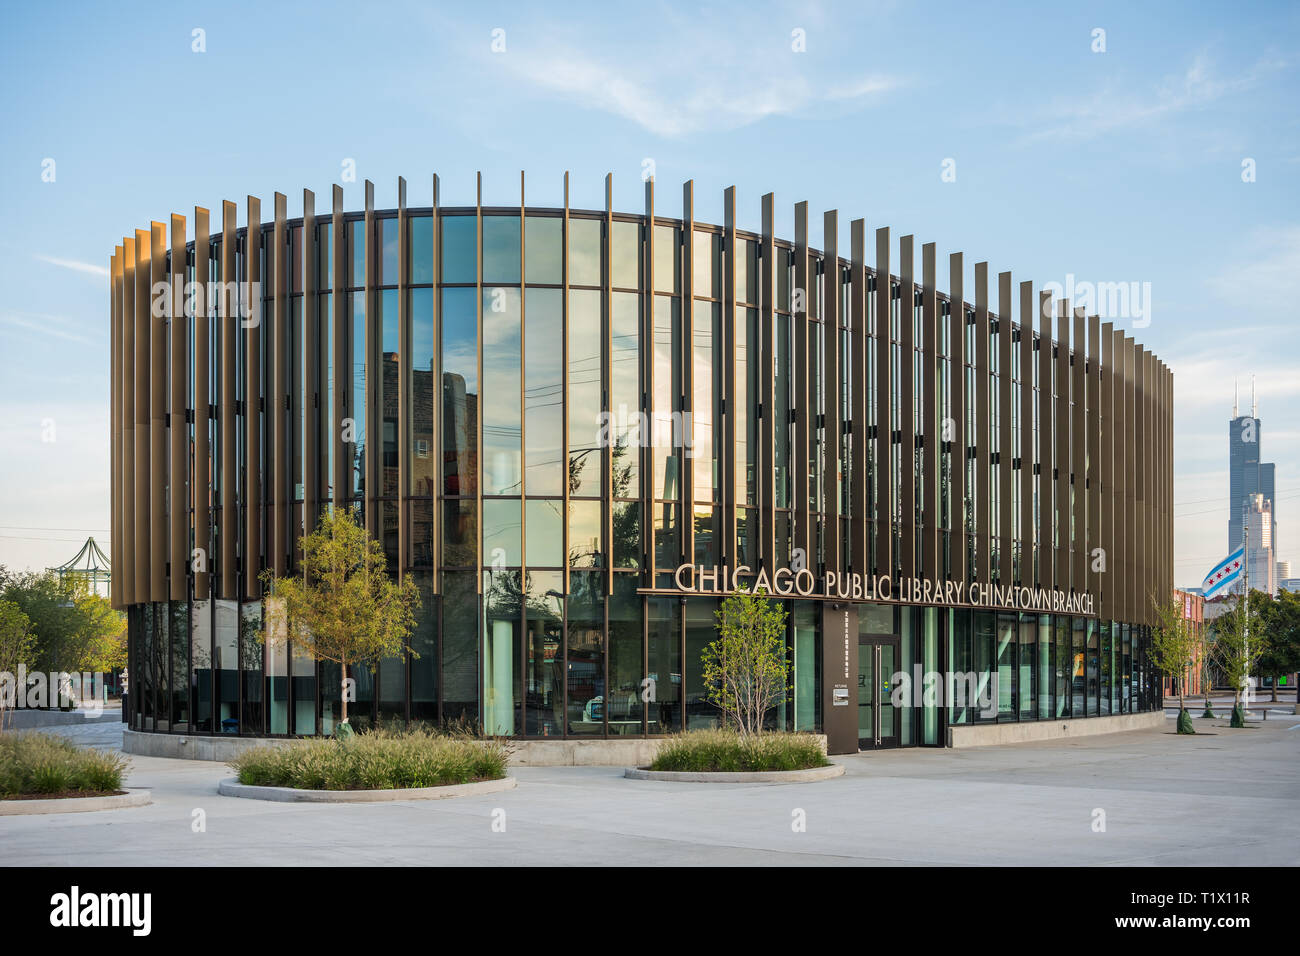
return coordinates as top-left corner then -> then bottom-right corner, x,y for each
340,659 -> 349,724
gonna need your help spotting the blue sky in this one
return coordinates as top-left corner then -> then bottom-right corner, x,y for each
1,0 -> 1297,585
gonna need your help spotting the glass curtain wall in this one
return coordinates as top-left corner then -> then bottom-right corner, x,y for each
124,206 -> 1166,743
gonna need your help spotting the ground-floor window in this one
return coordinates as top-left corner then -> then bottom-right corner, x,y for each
128,594 -> 1160,740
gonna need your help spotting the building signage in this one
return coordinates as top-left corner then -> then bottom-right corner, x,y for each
821,605 -> 859,755
833,608 -> 851,706
670,563 -> 1096,616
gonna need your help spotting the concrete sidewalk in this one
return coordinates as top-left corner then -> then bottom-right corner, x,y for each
3,717 -> 1296,866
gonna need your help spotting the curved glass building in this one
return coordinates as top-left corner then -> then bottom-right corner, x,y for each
110,174 -> 1172,752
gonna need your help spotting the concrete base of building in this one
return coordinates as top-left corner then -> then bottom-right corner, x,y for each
217,776 -> 517,803
123,729 -> 301,762
509,734 -> 830,766
507,738 -> 665,767
124,732 -> 832,767
946,711 -> 1166,748
0,788 -> 151,816
624,763 -> 845,783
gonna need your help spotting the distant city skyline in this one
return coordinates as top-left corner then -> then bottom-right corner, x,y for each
0,0 -> 1297,589
1227,384 -> 1281,595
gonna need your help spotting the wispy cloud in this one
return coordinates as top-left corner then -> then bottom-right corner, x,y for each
34,254 -> 109,277
0,311 -> 99,347
1206,224 -> 1300,313
1156,223 -> 1300,418
476,6 -> 904,140
1018,54 -> 1286,144
502,49 -> 900,138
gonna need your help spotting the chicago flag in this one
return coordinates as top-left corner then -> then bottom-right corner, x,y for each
1202,547 -> 1245,599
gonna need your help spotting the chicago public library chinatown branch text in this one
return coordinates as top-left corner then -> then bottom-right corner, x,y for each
108,172 -> 1170,755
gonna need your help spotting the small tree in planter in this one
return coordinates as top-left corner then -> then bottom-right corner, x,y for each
1150,593 -> 1200,734
1199,625 -> 1216,719
701,586 -> 790,737
1210,589 -> 1269,728
261,508 -> 420,735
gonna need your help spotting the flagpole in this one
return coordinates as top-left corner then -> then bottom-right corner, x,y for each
1242,497 -> 1249,712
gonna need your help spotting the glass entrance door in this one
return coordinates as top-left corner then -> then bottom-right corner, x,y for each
858,639 -> 899,749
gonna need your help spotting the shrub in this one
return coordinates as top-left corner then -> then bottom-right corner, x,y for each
649,729 -> 830,773
230,727 -> 509,790
0,732 -> 128,797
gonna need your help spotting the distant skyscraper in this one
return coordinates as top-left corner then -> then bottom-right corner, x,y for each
1228,383 -> 1276,592
1279,560 -> 1293,582
1243,494 -> 1277,595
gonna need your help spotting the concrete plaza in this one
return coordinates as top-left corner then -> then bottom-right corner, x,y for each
3,714 -> 1297,866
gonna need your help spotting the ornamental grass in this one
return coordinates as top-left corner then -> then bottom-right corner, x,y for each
0,732 -> 128,798
230,727 -> 509,791
649,729 -> 830,773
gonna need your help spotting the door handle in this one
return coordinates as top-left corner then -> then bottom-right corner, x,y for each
874,644 -> 882,746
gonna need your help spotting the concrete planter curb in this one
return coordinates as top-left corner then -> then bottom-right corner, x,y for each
623,763 -> 844,783
217,776 -> 517,803
0,789 -> 151,816
946,710 -> 1166,747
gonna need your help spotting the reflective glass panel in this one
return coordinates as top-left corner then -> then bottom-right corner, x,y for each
612,220 -> 640,289
483,498 -> 522,566
350,291 -> 366,496
441,287 -> 477,497
647,597 -> 680,733
524,288 -> 563,495
608,575 -> 643,734
482,287 -> 522,495
410,215 -> 434,284
610,291 -> 640,494
568,499 -> 602,568
685,598 -> 719,729
567,570 -> 604,735
441,215 -> 476,284
482,215 -> 521,285
525,216 -> 562,285
482,570 -> 521,735
410,287 -> 436,494
653,224 -> 679,294
525,498 -> 563,567
441,571 -> 478,721
409,572 -> 438,722
379,217 -> 399,286
567,289 -> 602,496
568,217 -> 601,287
652,296 -> 680,501
525,571 -> 564,735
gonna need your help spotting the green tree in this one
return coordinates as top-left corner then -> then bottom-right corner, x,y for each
261,508 -> 420,729
1210,588 -> 1270,726
0,570 -> 125,678
0,600 -> 36,730
701,586 -> 790,737
1149,592 -> 1201,733
73,590 -> 127,674
1257,589 -> 1300,703
1197,620 -> 1216,718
